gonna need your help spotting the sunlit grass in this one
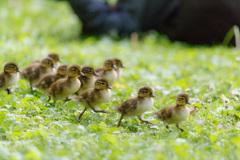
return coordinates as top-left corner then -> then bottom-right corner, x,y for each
0,0 -> 240,159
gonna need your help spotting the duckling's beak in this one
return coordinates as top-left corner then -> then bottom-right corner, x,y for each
79,72 -> 84,76
112,64 -> 117,69
121,64 -> 126,68
52,64 -> 57,68
93,72 -> 99,76
107,85 -> 112,89
186,101 -> 191,104
17,69 -> 22,72
150,93 -> 156,97
58,58 -> 63,62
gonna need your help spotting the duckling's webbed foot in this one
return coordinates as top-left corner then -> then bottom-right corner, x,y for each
176,124 -> 185,132
6,88 -> 12,94
64,97 -> 71,102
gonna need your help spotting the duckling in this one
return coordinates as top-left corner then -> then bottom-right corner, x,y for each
96,59 -> 117,85
45,65 -> 83,107
154,93 -> 191,132
76,65 -> 99,95
32,53 -> 62,67
72,78 -> 113,121
21,57 -> 56,89
113,86 -> 156,127
0,62 -> 21,94
34,64 -> 68,91
114,58 -> 126,80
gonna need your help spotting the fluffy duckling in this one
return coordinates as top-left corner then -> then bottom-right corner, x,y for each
114,58 -> 126,80
34,64 -> 68,91
72,78 -> 113,121
0,62 -> 21,94
76,65 -> 99,95
45,65 -> 83,107
32,53 -> 62,66
96,59 -> 117,85
154,93 -> 191,132
113,86 -> 156,127
21,57 -> 56,89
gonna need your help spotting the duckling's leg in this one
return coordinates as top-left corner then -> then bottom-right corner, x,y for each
78,107 -> 87,121
176,124 -> 184,132
92,108 -> 114,114
30,80 -> 33,90
166,125 -> 172,132
6,88 -> 12,94
53,99 -> 56,107
88,102 -> 114,114
117,114 -> 124,127
48,96 -> 51,102
138,116 -> 154,125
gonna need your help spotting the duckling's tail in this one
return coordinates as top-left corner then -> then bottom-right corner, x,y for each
153,111 -> 161,120
111,105 -> 120,113
71,96 -> 82,102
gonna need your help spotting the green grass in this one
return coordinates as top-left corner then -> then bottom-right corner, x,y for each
1,0 -> 240,159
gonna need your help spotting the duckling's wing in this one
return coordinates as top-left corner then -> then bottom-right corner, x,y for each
52,80 -> 65,95
21,65 -> 39,79
154,106 -> 173,121
116,97 -> 138,114
72,88 -> 93,102
0,73 -> 5,88
35,74 -> 57,89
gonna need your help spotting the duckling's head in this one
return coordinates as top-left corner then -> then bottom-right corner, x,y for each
4,62 -> 21,73
48,53 -> 62,63
41,57 -> 56,68
68,65 -> 84,78
104,59 -> 117,71
57,65 -> 68,76
114,58 -> 126,69
138,86 -> 156,98
82,66 -> 99,77
176,93 -> 191,106
95,78 -> 112,90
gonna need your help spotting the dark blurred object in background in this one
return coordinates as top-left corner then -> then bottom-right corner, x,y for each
68,0 -> 240,45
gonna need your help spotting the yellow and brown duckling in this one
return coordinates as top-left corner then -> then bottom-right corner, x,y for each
96,58 -> 117,86
32,53 -> 62,67
45,65 -> 83,107
34,64 -> 68,91
113,86 -> 156,127
154,93 -> 191,132
114,58 -> 126,80
72,78 -> 113,121
76,65 -> 99,95
0,62 -> 21,94
21,57 -> 56,89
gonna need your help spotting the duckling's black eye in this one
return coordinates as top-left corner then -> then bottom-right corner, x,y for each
101,82 -> 105,85
73,69 -> 77,72
106,62 -> 110,65
11,66 -> 15,69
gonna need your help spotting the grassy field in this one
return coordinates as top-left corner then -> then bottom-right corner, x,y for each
1,0 -> 240,159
